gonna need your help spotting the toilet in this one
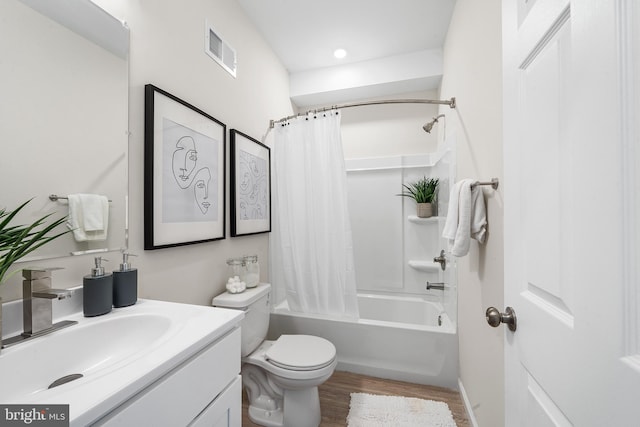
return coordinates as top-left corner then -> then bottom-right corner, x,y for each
212,283 -> 337,427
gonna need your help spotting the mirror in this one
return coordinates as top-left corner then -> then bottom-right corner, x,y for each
0,0 -> 129,260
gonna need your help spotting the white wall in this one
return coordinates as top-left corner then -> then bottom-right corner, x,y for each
94,0 -> 294,305
0,0 -> 293,306
340,90 -> 440,159
438,0 -> 504,426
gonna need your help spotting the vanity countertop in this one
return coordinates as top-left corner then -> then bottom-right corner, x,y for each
0,298 -> 243,426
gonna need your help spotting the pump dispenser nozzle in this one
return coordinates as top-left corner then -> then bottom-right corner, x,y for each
91,257 -> 108,277
119,251 -> 137,271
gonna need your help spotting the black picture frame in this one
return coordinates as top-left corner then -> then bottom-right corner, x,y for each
230,129 -> 271,236
144,84 -> 226,249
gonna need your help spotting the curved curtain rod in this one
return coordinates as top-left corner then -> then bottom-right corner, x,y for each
269,97 -> 456,129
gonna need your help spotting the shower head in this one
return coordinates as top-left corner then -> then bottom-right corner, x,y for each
423,122 -> 435,133
423,114 -> 446,133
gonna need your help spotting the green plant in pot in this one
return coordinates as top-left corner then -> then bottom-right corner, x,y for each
398,177 -> 439,218
0,199 -> 71,349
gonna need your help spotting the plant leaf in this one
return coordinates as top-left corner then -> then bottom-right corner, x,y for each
0,199 -> 71,284
396,177 -> 439,203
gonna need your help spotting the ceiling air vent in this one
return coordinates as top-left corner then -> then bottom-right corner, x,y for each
205,21 -> 236,78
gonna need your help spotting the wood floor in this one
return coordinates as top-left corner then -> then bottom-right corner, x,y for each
241,370 -> 470,426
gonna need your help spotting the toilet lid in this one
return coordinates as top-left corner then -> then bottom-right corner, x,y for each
265,335 -> 336,371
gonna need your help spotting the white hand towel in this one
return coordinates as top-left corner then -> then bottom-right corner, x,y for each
470,185 -> 487,244
66,194 -> 109,242
79,194 -> 107,231
442,179 -> 487,257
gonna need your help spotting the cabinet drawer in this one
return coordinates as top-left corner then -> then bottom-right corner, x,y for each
189,375 -> 241,427
96,327 -> 240,426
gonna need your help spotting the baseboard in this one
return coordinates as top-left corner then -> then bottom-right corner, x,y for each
336,360 -> 458,391
458,378 -> 479,427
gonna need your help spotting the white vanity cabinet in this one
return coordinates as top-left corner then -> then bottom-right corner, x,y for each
95,327 -> 242,426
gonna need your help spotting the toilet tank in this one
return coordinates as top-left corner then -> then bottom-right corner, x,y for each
212,283 -> 271,357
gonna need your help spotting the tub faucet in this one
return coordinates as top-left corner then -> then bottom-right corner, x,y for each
2,268 -> 77,348
426,282 -> 446,291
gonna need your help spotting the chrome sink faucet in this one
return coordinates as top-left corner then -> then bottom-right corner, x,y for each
2,268 -> 77,348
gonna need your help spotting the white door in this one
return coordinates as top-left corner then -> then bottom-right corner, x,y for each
502,0 -> 640,425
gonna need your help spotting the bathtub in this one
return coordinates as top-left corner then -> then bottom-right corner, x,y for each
268,292 -> 458,389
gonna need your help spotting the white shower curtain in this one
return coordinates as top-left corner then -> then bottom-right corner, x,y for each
270,111 -> 359,318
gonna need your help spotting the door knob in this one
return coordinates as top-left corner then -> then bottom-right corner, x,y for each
485,306 -> 517,332
433,250 -> 446,271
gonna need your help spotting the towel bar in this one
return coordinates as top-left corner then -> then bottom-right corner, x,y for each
470,178 -> 499,190
49,194 -> 112,202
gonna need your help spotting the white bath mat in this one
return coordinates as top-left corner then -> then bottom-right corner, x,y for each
347,392 -> 457,427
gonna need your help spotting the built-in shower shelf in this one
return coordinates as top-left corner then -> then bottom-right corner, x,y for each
408,260 -> 440,272
407,215 -> 442,224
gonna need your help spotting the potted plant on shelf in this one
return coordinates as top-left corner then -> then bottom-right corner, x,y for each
0,199 -> 71,350
398,177 -> 439,218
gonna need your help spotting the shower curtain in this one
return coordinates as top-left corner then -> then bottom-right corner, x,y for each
270,111 -> 359,318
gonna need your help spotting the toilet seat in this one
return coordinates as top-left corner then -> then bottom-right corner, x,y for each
265,335 -> 336,371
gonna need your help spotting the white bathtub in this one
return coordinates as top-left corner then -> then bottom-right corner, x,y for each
268,292 -> 458,389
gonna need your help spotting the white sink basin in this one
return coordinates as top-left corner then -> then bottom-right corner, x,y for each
0,299 -> 242,426
0,313 -> 171,401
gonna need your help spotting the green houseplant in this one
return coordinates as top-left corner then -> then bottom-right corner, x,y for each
0,199 -> 71,284
398,177 -> 439,218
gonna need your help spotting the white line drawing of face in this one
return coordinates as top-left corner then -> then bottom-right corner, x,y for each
193,167 -> 212,214
172,136 -> 198,189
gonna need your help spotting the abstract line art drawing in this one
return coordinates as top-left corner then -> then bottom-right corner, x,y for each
162,118 -> 218,223
237,149 -> 268,220
230,129 -> 270,237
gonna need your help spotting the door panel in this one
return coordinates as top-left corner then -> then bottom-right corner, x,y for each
519,10 -> 573,317
524,372 -> 571,427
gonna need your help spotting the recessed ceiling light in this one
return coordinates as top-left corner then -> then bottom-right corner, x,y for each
333,48 -> 347,59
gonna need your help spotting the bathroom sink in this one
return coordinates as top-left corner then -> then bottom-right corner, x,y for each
0,312 -> 171,401
0,299 -> 243,426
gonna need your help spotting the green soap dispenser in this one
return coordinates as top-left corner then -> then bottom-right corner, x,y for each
113,251 -> 137,307
83,257 -> 113,317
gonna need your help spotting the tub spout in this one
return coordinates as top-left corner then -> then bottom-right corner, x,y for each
426,282 -> 446,291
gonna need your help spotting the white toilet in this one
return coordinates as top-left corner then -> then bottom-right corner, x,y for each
212,283 -> 337,427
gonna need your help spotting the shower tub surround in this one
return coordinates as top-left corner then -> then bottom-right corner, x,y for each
345,150 -> 457,323
269,292 -> 458,389
268,149 -> 459,389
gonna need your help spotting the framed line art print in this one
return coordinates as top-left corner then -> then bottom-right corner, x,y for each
144,84 -> 225,249
230,129 -> 271,236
